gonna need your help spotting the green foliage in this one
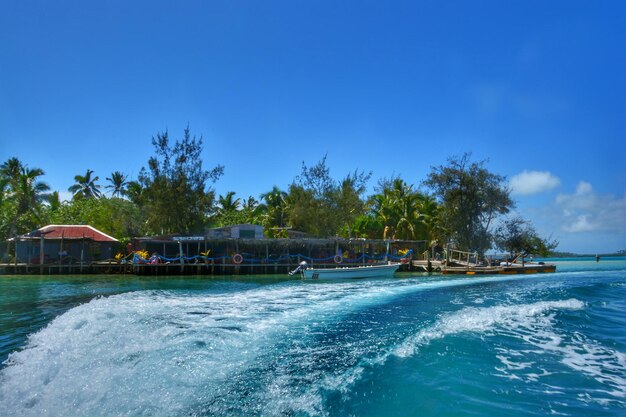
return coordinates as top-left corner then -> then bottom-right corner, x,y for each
212,191 -> 244,227
216,191 -> 241,216
1,145 -> 558,259
125,180 -> 143,205
350,214 -> 383,239
286,184 -> 324,235
106,171 -> 128,198
137,126 -> 224,234
493,217 -> 558,258
259,186 -> 288,237
362,177 -> 440,242
69,169 -> 102,199
424,153 -> 513,253
46,197 -> 145,240
0,157 -> 51,240
287,156 -> 371,238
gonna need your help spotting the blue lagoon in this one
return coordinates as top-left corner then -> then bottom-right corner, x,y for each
1,258 -> 625,416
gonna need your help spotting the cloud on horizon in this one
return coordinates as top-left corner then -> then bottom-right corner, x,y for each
519,180 -> 626,253
509,170 -> 561,195
554,181 -> 626,234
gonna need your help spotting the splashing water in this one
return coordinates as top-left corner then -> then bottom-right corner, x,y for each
1,264 -> 625,416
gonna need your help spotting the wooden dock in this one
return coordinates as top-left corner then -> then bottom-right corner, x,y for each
0,259 -> 414,276
441,263 -> 556,275
412,248 -> 557,275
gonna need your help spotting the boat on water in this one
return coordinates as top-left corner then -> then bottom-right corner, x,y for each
289,261 -> 401,279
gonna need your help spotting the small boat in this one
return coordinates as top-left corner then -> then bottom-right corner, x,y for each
289,261 -> 401,279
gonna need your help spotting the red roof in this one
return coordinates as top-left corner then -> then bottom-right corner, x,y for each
19,225 -> 118,242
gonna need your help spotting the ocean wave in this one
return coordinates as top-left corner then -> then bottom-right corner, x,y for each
393,299 -> 584,358
2,272 -> 622,417
265,299 -> 590,412
0,280 -> 423,417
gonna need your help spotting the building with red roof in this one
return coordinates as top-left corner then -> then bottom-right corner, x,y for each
9,225 -> 118,264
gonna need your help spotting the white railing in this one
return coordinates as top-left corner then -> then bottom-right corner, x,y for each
446,249 -> 481,266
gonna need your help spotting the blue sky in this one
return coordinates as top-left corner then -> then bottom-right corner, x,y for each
1,0 -> 625,253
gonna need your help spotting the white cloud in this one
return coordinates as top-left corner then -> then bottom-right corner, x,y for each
521,181 -> 626,252
576,181 -> 592,195
509,170 -> 561,195
563,215 -> 594,232
554,182 -> 626,234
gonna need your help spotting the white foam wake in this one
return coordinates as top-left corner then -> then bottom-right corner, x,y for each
0,279 -> 422,417
393,299 -> 585,358
1,273 -> 608,416
258,299 -> 589,409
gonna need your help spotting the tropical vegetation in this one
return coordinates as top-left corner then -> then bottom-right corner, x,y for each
0,127 -> 557,259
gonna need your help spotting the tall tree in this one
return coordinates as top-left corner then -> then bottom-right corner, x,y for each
260,186 -> 288,228
106,171 -> 128,198
48,197 -> 145,240
493,217 -> 558,258
125,180 -> 144,205
258,186 -> 289,237
424,153 -> 514,254
216,191 -> 241,215
138,126 -> 224,234
241,196 -> 265,225
288,156 -> 371,237
0,158 -> 50,241
1,157 -> 23,186
366,178 -> 437,241
211,191 -> 243,226
69,169 -> 102,199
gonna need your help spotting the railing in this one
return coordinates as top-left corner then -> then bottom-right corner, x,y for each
446,249 -> 481,266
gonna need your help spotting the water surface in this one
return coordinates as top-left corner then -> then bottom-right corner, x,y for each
1,259 -> 625,416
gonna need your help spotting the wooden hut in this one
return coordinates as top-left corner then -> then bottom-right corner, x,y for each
8,225 -> 118,271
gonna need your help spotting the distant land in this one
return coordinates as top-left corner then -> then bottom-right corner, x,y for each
548,250 -> 626,258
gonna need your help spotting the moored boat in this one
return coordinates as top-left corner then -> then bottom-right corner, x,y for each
290,261 -> 401,279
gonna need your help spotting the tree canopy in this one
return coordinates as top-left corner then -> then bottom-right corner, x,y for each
1,138 -> 558,259
137,126 -> 224,235
287,156 -> 371,238
493,217 -> 558,258
69,169 -> 102,199
424,153 -> 514,254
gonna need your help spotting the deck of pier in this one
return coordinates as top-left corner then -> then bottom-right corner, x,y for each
1,237 -> 424,276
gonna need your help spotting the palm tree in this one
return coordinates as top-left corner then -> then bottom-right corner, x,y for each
69,169 -> 102,199
6,165 -> 50,240
418,195 -> 443,246
0,176 -> 7,209
241,196 -> 265,224
216,191 -> 241,216
1,157 -> 23,185
260,186 -> 288,228
47,191 -> 62,212
369,178 -> 435,241
105,171 -> 128,198
390,179 -> 421,240
125,180 -> 143,205
371,192 -> 395,239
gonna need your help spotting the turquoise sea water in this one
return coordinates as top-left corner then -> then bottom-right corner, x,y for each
1,258 -> 625,416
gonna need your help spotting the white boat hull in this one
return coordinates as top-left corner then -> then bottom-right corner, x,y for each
301,262 -> 401,279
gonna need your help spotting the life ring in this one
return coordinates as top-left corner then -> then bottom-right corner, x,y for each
334,255 -> 343,264
400,257 -> 410,264
232,253 -> 243,264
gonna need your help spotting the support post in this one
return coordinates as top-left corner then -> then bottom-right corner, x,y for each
40,236 -> 44,275
178,240 -> 184,274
